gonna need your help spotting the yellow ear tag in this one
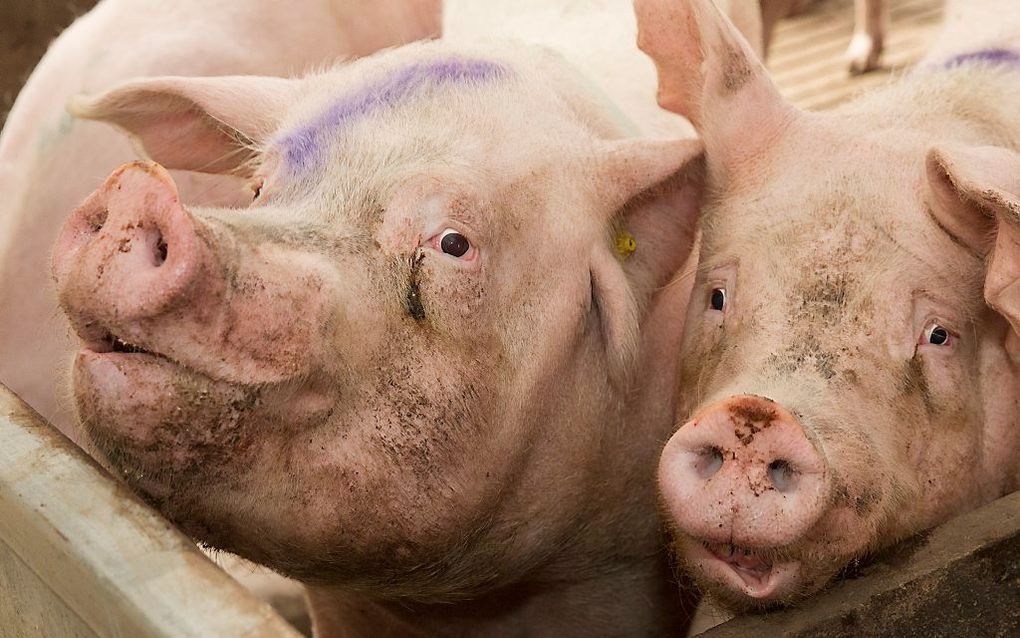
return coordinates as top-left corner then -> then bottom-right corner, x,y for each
614,229 -> 637,260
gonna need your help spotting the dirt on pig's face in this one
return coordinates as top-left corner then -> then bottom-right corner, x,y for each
64,60 -> 644,598
668,123 -> 1019,609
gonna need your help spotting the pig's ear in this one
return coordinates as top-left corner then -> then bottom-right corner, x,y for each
589,137 -> 704,381
634,0 -> 795,165
68,75 -> 299,176
926,144 -> 1020,334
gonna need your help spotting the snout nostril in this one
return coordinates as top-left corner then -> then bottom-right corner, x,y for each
155,234 -> 168,266
767,459 -> 797,492
694,446 -> 725,480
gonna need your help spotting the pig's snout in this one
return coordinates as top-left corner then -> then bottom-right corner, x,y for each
659,395 -> 828,548
53,161 -> 208,322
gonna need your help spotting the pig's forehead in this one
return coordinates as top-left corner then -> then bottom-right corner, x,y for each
701,181 -> 980,301
273,56 -> 514,174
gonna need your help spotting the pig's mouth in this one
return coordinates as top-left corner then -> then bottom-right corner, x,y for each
73,319 -> 205,380
680,539 -> 804,607
94,331 -> 160,357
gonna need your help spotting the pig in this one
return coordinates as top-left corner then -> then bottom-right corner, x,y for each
0,0 -> 438,625
50,25 -> 714,638
636,0 -> 1020,612
0,0 -> 441,439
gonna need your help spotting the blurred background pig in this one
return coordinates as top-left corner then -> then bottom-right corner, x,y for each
638,0 -> 1020,613
22,0 -> 772,634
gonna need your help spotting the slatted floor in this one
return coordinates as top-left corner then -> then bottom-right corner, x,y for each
770,0 -> 945,110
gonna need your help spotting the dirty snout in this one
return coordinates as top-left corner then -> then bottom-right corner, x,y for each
658,395 -> 829,604
52,162 -> 335,483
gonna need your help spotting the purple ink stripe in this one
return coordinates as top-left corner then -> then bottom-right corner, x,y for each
942,48 -> 1020,70
280,58 -> 508,170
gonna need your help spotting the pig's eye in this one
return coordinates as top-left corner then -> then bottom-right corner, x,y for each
439,229 -> 471,258
709,288 -> 727,312
921,322 -> 953,347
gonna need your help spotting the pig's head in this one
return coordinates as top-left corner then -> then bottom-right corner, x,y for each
636,0 -> 1020,610
53,41 -> 704,598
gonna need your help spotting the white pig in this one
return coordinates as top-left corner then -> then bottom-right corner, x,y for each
0,0 -> 441,438
637,0 -> 1020,611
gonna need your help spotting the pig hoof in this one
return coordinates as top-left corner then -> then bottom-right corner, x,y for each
845,34 -> 883,75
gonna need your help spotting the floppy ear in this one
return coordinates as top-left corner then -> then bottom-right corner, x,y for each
925,144 -> 1020,334
69,75 -> 300,176
588,137 -> 705,381
633,0 -> 796,174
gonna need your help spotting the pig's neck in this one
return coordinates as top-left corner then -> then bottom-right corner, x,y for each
303,280 -> 695,636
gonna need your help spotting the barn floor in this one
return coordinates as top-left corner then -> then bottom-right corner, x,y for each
771,0 -> 945,110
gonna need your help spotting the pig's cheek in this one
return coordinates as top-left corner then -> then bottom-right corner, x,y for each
908,356 -> 984,517
803,503 -> 877,567
260,378 -> 339,432
683,319 -> 728,395
422,268 -> 486,327
916,353 -> 976,449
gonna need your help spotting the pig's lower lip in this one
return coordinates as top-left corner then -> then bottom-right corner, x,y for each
687,541 -> 801,601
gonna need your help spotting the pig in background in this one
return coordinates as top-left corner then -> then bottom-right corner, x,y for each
638,0 -> 1020,613
7,1 -> 768,635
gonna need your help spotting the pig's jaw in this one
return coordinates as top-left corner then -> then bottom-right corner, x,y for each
70,323 -> 280,511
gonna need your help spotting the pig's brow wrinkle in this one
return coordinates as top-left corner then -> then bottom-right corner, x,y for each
279,58 -> 509,171
871,216 -> 962,277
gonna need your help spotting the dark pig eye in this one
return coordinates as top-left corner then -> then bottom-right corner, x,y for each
922,323 -> 953,347
709,288 -> 726,312
440,230 -> 471,258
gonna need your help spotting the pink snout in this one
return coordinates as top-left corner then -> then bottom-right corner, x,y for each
52,161 -> 210,324
659,395 -> 829,548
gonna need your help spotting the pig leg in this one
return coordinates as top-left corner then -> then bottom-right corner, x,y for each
845,0 -> 887,75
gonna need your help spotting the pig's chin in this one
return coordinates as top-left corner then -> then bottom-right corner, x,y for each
72,347 -> 260,501
673,535 -> 837,612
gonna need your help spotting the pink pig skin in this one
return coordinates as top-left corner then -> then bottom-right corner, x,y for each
44,0 -> 731,627
0,0 -> 440,440
637,0 -> 1020,611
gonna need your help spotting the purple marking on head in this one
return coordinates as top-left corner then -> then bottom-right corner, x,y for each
942,48 -> 1020,70
280,58 -> 508,171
